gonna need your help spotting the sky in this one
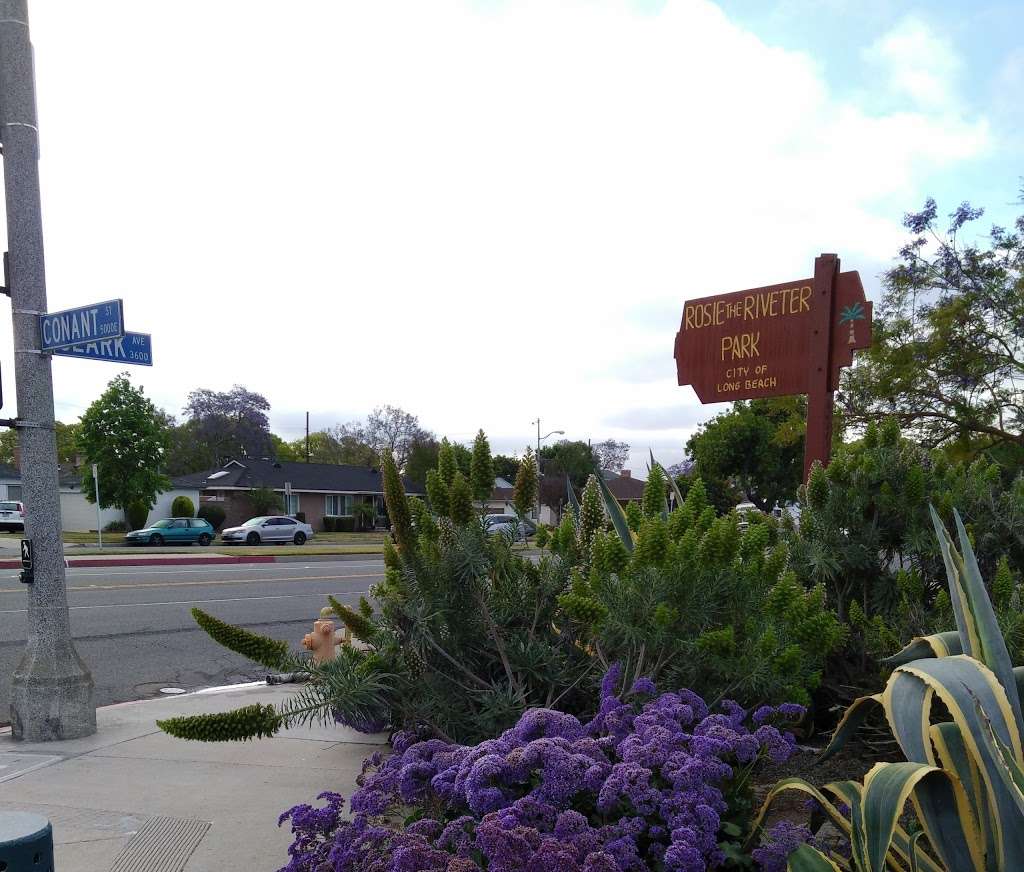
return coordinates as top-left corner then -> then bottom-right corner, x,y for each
2,0 -> 1019,474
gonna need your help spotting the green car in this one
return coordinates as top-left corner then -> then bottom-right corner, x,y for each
125,517 -> 215,547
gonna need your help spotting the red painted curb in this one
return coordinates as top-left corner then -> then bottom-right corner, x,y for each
0,555 -> 278,569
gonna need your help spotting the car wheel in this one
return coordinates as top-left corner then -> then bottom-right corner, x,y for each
293,531 -> 306,545
246,532 -> 260,546
149,533 -> 164,546
198,533 -> 212,546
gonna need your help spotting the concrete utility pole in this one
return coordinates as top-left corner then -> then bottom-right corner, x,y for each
1,0 -> 96,740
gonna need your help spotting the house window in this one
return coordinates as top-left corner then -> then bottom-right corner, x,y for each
6,485 -> 22,501
284,494 -> 300,515
325,494 -> 352,516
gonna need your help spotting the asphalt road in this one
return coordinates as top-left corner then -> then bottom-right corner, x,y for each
0,556 -> 385,721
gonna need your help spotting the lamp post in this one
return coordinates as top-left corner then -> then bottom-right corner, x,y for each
532,419 -> 564,523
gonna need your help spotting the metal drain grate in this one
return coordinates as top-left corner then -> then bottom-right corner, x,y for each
109,816 -> 210,872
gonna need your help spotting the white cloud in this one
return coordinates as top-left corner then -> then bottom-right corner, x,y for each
863,16 -> 962,110
0,0 -> 991,472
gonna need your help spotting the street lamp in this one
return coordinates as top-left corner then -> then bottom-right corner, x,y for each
532,419 -> 564,522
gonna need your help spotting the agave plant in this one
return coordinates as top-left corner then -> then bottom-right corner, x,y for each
750,507 -> 1024,870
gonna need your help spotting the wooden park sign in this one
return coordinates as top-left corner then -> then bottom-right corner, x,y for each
674,253 -> 872,478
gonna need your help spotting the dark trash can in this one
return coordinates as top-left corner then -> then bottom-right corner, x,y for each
0,812 -> 53,871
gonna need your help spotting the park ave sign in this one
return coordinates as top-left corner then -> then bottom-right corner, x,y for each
674,253 -> 872,476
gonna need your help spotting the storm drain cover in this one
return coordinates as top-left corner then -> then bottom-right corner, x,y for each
109,816 -> 210,872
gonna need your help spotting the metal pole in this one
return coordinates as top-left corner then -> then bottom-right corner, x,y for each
2,0 -> 96,740
93,463 -> 101,549
305,411 -> 309,463
535,419 -> 541,522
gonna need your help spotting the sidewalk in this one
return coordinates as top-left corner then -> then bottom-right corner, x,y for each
0,683 -> 387,871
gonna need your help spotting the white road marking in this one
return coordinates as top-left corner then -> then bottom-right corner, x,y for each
0,590 -> 372,614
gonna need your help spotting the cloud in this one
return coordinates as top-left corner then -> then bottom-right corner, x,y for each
6,1 -> 993,475
863,16 -> 963,110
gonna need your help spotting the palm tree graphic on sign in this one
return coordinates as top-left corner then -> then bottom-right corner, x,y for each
838,302 -> 866,344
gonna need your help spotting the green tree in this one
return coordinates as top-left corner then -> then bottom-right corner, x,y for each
492,454 -> 520,481
642,463 -> 667,518
425,468 -> 449,517
404,436 -> 440,491
539,440 -> 596,490
249,487 -> 283,515
271,434 -> 303,462
469,429 -> 494,507
437,438 -> 458,487
79,374 -> 170,514
288,425 -> 377,467
843,193 -> 1024,460
512,447 -> 538,519
448,471 -> 473,525
686,397 -> 806,512
171,495 -> 195,517
0,421 -> 81,467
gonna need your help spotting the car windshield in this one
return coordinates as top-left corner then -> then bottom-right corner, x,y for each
0,502 -> 19,511
151,519 -> 174,529
244,517 -> 269,526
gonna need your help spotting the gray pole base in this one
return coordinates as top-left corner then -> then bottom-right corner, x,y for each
11,638 -> 97,741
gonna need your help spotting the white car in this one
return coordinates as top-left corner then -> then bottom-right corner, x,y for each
220,516 -> 314,546
485,514 -> 536,541
0,500 -> 25,532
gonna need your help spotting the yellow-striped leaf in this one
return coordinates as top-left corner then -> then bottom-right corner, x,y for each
787,844 -> 844,871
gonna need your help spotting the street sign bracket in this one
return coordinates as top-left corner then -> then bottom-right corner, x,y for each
0,251 -> 8,297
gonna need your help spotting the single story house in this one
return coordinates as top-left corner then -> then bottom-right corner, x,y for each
0,461 -> 201,532
536,469 -> 647,525
173,459 -> 424,532
485,477 -> 519,517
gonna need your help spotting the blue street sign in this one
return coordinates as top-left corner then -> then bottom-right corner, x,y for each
39,298 -> 124,352
51,332 -> 152,366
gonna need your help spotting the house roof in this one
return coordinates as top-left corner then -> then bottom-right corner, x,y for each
602,472 -> 646,502
173,458 -> 423,495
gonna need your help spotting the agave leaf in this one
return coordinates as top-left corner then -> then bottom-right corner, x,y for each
745,777 -> 853,852
929,505 -> 978,659
973,692 -> 1024,818
566,477 -> 580,519
787,844 -> 844,872
952,508 -> 1024,733
861,761 -> 982,872
897,656 -> 1024,867
658,454 -> 687,511
593,466 -> 634,552
883,631 -> 963,667
820,693 -> 883,761
931,721 -> 997,864
881,671 -> 936,765
907,831 -> 926,872
649,450 -> 671,518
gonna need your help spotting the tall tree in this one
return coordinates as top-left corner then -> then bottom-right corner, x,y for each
593,439 -> 631,472
469,429 -> 494,507
539,439 -> 596,490
685,397 -> 805,512
437,438 -> 458,487
271,434 -> 303,462
404,436 -> 440,491
183,385 -> 272,464
492,454 -> 520,482
512,447 -> 538,519
365,405 -> 432,469
79,373 -> 170,513
288,425 -> 376,466
842,193 -> 1024,457
0,421 -> 81,467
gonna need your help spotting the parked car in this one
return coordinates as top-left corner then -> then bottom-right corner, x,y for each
126,517 -> 216,546
221,516 -> 315,546
0,500 -> 25,532
484,514 -> 536,541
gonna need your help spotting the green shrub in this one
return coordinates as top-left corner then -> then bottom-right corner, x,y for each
126,500 -> 149,531
102,519 -> 128,533
171,495 -> 195,517
249,487 -> 283,516
197,504 -> 226,530
336,516 -> 355,533
294,511 -> 305,523
534,524 -> 550,548
322,516 -> 335,532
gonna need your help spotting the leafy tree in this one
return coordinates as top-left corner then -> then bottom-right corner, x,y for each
365,405 -> 432,469
271,434 -> 303,462
249,487 -> 284,515
469,429 -> 494,507
593,438 -> 631,472
642,463 -> 668,518
437,438 -> 458,487
79,373 -> 170,514
686,397 -> 806,512
404,436 -> 440,490
163,418 -> 217,475
512,447 -> 538,519
183,385 -> 272,464
539,440 -> 596,490
842,193 -> 1024,459
492,454 -> 520,482
288,424 -> 377,467
0,421 -> 81,467
448,471 -> 473,525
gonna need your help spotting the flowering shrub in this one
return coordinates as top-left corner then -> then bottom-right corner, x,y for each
278,667 -> 804,871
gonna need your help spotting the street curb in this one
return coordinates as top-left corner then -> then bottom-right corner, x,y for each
0,554 -> 278,569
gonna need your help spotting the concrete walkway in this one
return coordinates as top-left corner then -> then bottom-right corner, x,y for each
0,683 -> 386,871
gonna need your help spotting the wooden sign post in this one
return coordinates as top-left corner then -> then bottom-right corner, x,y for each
674,253 -> 871,479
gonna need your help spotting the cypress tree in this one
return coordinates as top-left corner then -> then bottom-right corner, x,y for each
513,447 -> 538,519
470,429 -> 495,506
448,471 -> 473,525
438,438 -> 457,487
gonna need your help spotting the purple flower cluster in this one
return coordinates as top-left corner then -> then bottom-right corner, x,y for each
278,671 -> 804,872
751,821 -> 816,872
